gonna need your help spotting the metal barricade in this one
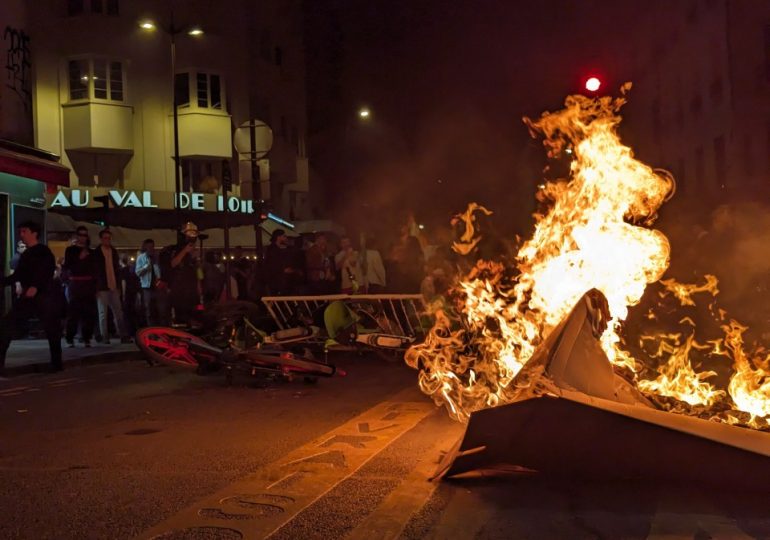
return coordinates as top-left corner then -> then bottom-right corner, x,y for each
261,294 -> 429,338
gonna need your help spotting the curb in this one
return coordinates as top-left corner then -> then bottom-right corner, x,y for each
4,349 -> 145,377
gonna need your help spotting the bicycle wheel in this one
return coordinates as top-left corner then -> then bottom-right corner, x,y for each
136,327 -> 217,368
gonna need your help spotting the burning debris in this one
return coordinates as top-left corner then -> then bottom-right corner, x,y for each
406,85 -> 770,440
433,289 -> 770,487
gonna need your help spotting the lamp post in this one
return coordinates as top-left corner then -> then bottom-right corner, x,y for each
139,17 -> 203,214
234,119 -> 273,275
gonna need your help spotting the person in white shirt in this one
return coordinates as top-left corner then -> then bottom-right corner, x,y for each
334,236 -> 363,294
359,236 -> 387,293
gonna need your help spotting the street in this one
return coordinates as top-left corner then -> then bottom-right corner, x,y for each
2,354 -> 770,540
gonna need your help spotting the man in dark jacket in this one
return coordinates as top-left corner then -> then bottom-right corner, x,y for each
0,221 -> 63,373
265,229 -> 300,295
93,229 -> 129,344
63,226 -> 96,347
159,222 -> 200,324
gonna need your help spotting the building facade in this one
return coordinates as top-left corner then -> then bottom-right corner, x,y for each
621,0 -> 770,208
1,0 -> 71,311
29,0 -> 313,222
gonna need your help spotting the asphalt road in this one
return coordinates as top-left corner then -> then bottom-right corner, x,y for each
1,354 -> 770,540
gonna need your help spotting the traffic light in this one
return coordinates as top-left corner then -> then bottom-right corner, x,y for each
585,77 -> 601,93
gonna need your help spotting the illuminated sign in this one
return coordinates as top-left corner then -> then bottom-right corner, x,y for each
48,189 -> 258,215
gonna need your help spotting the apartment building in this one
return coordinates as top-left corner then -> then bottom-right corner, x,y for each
622,0 -> 770,206
30,0 -> 312,220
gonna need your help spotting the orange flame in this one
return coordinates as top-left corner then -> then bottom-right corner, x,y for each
409,87 -> 770,428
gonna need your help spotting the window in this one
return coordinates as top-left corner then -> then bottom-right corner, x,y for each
67,0 -> 117,15
182,159 -> 222,193
67,58 -> 124,102
174,73 -> 190,107
175,71 -> 224,111
68,59 -> 88,100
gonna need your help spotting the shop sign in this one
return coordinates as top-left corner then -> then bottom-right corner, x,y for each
49,189 -> 257,214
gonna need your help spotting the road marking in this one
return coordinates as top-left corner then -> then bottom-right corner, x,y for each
138,388 -> 435,540
344,420 -> 464,540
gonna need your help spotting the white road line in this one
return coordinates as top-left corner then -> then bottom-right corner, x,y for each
137,388 -> 435,540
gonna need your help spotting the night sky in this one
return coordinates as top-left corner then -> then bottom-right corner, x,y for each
306,0 -> 636,235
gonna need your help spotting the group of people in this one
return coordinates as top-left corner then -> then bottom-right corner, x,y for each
0,216 -> 451,374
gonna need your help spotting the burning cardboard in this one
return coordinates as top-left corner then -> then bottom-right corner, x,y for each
435,290 -> 770,489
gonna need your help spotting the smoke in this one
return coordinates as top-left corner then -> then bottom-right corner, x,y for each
661,201 -> 770,328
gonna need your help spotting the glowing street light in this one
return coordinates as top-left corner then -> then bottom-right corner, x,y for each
585,77 -> 601,92
358,107 -> 371,119
139,15 -> 203,213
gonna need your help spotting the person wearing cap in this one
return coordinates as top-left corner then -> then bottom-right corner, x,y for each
159,222 -> 201,324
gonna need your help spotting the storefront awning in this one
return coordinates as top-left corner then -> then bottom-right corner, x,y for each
0,146 -> 70,187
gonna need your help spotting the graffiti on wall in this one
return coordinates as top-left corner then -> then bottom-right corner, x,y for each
4,26 -> 31,110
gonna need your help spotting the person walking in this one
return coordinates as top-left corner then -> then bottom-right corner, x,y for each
93,229 -> 129,344
0,221 -> 63,373
63,226 -> 96,347
135,238 -> 164,326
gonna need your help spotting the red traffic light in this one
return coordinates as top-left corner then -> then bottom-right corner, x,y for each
585,77 -> 601,92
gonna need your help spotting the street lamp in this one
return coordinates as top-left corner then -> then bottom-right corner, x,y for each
358,107 -> 371,120
139,16 -> 203,213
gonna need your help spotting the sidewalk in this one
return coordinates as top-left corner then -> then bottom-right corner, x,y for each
3,339 -> 143,377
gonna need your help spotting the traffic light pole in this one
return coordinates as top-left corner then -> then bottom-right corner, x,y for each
222,159 -> 232,298
250,122 -> 264,276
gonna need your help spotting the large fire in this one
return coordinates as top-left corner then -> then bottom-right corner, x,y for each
406,85 -> 770,428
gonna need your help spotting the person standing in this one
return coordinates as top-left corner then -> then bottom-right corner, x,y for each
360,236 -> 387,294
63,226 -> 96,347
93,229 -> 129,344
135,238 -> 164,326
305,233 -> 335,295
202,251 -> 225,305
265,229 -> 301,295
0,221 -> 63,373
159,222 -> 201,325
335,236 -> 363,295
